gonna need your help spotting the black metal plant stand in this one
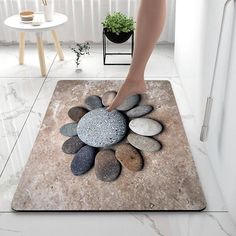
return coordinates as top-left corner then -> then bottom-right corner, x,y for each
103,30 -> 134,65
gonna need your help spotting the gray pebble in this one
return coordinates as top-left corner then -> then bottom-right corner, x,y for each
116,94 -> 141,111
60,123 -> 78,137
77,108 -> 128,147
102,91 -> 117,106
62,136 -> 84,154
71,145 -> 97,176
126,105 -> 153,118
85,95 -> 103,110
127,133 -> 161,152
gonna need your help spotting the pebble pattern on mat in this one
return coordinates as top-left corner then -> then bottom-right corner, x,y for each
129,118 -> 163,136
102,91 -> 117,106
116,94 -> 141,111
127,133 -> 162,152
71,145 -> 97,176
116,143 -> 143,172
77,108 -> 128,147
126,105 -> 153,118
85,95 -> 103,110
68,106 -> 88,122
60,123 -> 78,137
61,90 -> 163,182
95,150 -> 121,182
62,136 -> 84,154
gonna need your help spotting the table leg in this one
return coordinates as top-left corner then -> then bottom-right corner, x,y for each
19,32 -> 25,65
36,32 -> 46,77
51,30 -> 64,61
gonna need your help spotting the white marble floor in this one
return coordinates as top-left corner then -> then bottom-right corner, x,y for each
0,43 -> 235,236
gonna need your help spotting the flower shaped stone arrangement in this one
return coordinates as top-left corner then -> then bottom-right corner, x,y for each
60,91 -> 163,182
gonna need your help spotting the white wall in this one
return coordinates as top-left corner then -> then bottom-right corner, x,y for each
175,0 -> 208,131
175,0 -> 236,222
0,0 -> 176,43
207,3 -> 236,222
175,0 -> 233,131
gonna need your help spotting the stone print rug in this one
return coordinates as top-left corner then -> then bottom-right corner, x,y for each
12,80 -> 206,211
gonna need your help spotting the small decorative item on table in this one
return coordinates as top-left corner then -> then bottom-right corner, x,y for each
42,0 -> 54,22
20,11 -> 34,23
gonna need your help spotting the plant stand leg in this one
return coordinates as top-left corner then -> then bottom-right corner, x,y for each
102,30 -> 134,65
36,32 -> 46,77
131,32 -> 134,57
19,32 -> 25,65
103,30 -> 106,65
51,30 -> 64,61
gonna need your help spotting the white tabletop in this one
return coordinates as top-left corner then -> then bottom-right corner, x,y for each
4,13 -> 68,32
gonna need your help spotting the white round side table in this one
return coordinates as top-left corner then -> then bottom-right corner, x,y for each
4,13 -> 68,76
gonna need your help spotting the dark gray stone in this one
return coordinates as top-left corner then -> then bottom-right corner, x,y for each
68,107 -> 88,122
116,94 -> 141,111
62,136 -> 84,154
95,150 -> 121,182
127,133 -> 161,152
85,95 -> 103,110
102,91 -> 117,106
126,105 -> 153,118
71,145 -> 97,176
77,108 -> 128,147
60,123 -> 78,137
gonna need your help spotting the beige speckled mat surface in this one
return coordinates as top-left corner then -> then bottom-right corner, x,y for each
12,80 -> 206,211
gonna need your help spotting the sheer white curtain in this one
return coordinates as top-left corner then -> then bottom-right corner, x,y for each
0,0 -> 175,43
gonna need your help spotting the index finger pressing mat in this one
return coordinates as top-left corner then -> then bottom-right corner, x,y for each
12,80 -> 206,211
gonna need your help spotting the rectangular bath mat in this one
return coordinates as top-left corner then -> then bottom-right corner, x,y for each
12,80 -> 206,211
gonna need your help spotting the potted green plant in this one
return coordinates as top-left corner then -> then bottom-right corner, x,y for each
102,12 -> 135,44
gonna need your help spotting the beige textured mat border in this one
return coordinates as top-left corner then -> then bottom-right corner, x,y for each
12,80 -> 206,211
